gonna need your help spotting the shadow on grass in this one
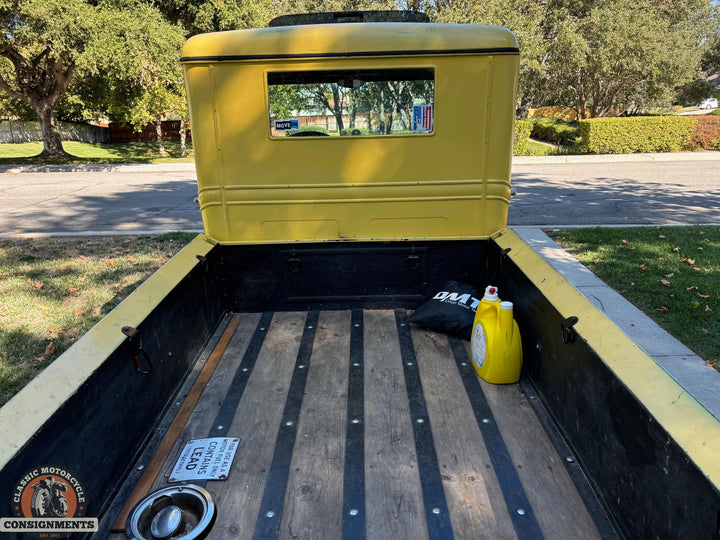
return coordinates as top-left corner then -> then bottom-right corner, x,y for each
0,279 -> 143,406
0,141 -> 194,165
0,233 -> 198,406
0,326 -> 56,406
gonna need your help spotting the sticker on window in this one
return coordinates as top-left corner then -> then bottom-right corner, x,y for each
413,105 -> 433,133
274,119 -> 299,131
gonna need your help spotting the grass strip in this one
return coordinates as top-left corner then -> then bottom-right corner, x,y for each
525,139 -> 556,156
547,226 -> 719,371
0,233 -> 197,406
0,141 -> 194,164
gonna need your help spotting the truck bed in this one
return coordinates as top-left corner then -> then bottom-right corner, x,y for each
108,309 -> 609,539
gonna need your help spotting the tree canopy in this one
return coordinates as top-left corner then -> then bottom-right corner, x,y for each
436,0 -> 716,118
157,0 -> 272,35
0,0 -> 717,156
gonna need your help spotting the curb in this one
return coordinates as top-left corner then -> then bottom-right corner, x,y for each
0,162 -> 197,174
0,229 -> 204,239
512,151 -> 720,165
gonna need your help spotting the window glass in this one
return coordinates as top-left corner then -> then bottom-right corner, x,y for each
268,68 -> 434,137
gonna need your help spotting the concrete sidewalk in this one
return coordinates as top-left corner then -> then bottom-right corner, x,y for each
513,150 -> 720,165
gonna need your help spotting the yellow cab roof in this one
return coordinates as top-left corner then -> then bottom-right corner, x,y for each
181,22 -> 518,62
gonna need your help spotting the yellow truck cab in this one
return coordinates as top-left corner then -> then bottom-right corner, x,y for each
1,11 -> 719,540
182,12 -> 518,244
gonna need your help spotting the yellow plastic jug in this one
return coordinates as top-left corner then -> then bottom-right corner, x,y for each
470,286 -> 523,384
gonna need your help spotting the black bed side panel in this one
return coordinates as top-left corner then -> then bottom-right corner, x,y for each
498,250 -> 720,539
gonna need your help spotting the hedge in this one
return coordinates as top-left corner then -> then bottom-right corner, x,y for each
513,120 -> 533,156
285,125 -> 331,136
528,106 -> 580,121
530,116 -> 579,145
579,116 -> 697,154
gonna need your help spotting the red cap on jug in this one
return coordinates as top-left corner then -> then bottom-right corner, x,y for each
483,286 -> 499,302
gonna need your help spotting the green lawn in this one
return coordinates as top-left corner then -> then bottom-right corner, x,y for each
0,140 -> 194,164
525,139 -> 557,156
548,226 -> 719,370
0,233 -> 197,406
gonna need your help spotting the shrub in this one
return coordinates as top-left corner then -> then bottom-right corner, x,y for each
711,108 -> 720,117
340,127 -> 373,136
530,116 -> 579,145
690,116 -> 720,150
513,120 -> 533,156
578,117 -> 696,154
528,106 -> 583,121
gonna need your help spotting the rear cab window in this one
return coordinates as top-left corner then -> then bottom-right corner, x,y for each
268,68 -> 434,137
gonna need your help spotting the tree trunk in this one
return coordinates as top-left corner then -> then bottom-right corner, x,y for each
36,104 -> 68,158
179,118 -> 188,158
349,88 -> 358,129
516,93 -> 534,120
379,87 -> 386,134
155,121 -> 166,155
331,85 -> 344,133
0,48 -> 74,158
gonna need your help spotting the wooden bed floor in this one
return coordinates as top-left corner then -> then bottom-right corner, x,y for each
110,310 -> 609,540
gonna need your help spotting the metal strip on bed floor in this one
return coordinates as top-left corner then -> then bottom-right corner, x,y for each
448,335 -> 544,539
207,312 -> 275,438
342,309 -> 366,539
395,309 -> 455,539
253,311 -> 319,539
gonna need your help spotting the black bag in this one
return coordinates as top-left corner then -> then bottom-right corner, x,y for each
408,281 -> 481,340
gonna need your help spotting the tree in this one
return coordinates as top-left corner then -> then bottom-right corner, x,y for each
311,84 -> 348,132
173,96 -> 191,158
0,0 -> 185,157
269,85 -> 308,120
435,0 -> 549,118
92,5 -> 186,155
157,0 -> 273,35
0,0 -> 91,156
271,0 -> 416,18
438,0 -> 715,118
704,32 -> 720,76
677,78 -> 716,106
553,0 -> 713,117
135,0 -> 275,156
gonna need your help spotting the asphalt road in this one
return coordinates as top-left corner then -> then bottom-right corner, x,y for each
0,167 -> 202,234
0,158 -> 718,235
510,159 -> 720,226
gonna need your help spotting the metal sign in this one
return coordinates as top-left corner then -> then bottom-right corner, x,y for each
169,437 -> 239,482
